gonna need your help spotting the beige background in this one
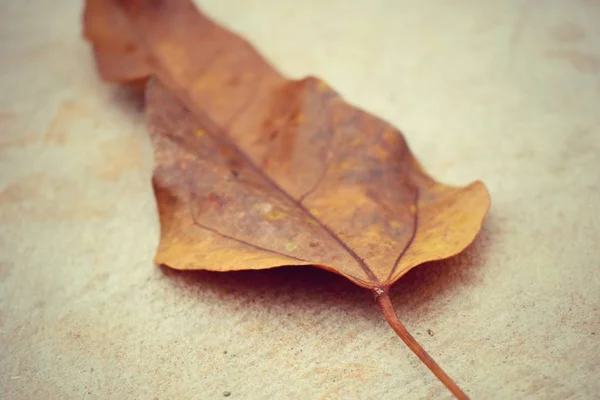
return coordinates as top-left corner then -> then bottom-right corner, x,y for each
1,0 -> 599,399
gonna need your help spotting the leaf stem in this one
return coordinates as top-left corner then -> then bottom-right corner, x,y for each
375,289 -> 469,400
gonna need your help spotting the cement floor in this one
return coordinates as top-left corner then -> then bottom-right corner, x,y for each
1,1 -> 599,399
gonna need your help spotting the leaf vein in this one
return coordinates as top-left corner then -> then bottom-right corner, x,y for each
386,188 -> 420,282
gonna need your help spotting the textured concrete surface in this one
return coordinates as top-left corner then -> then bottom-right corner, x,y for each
1,1 -> 599,399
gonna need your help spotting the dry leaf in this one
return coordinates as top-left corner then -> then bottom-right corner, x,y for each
83,1 -> 490,398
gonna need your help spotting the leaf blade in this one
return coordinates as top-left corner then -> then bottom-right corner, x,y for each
84,0 -> 490,290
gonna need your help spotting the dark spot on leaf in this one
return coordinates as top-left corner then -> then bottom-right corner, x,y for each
369,168 -> 383,177
228,75 -> 240,86
208,193 -> 219,202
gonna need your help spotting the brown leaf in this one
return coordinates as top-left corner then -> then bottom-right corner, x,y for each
83,1 -> 490,398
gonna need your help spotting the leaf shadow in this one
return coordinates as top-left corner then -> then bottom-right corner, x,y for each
159,219 -> 496,327
388,222 -> 495,324
107,80 -> 148,117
